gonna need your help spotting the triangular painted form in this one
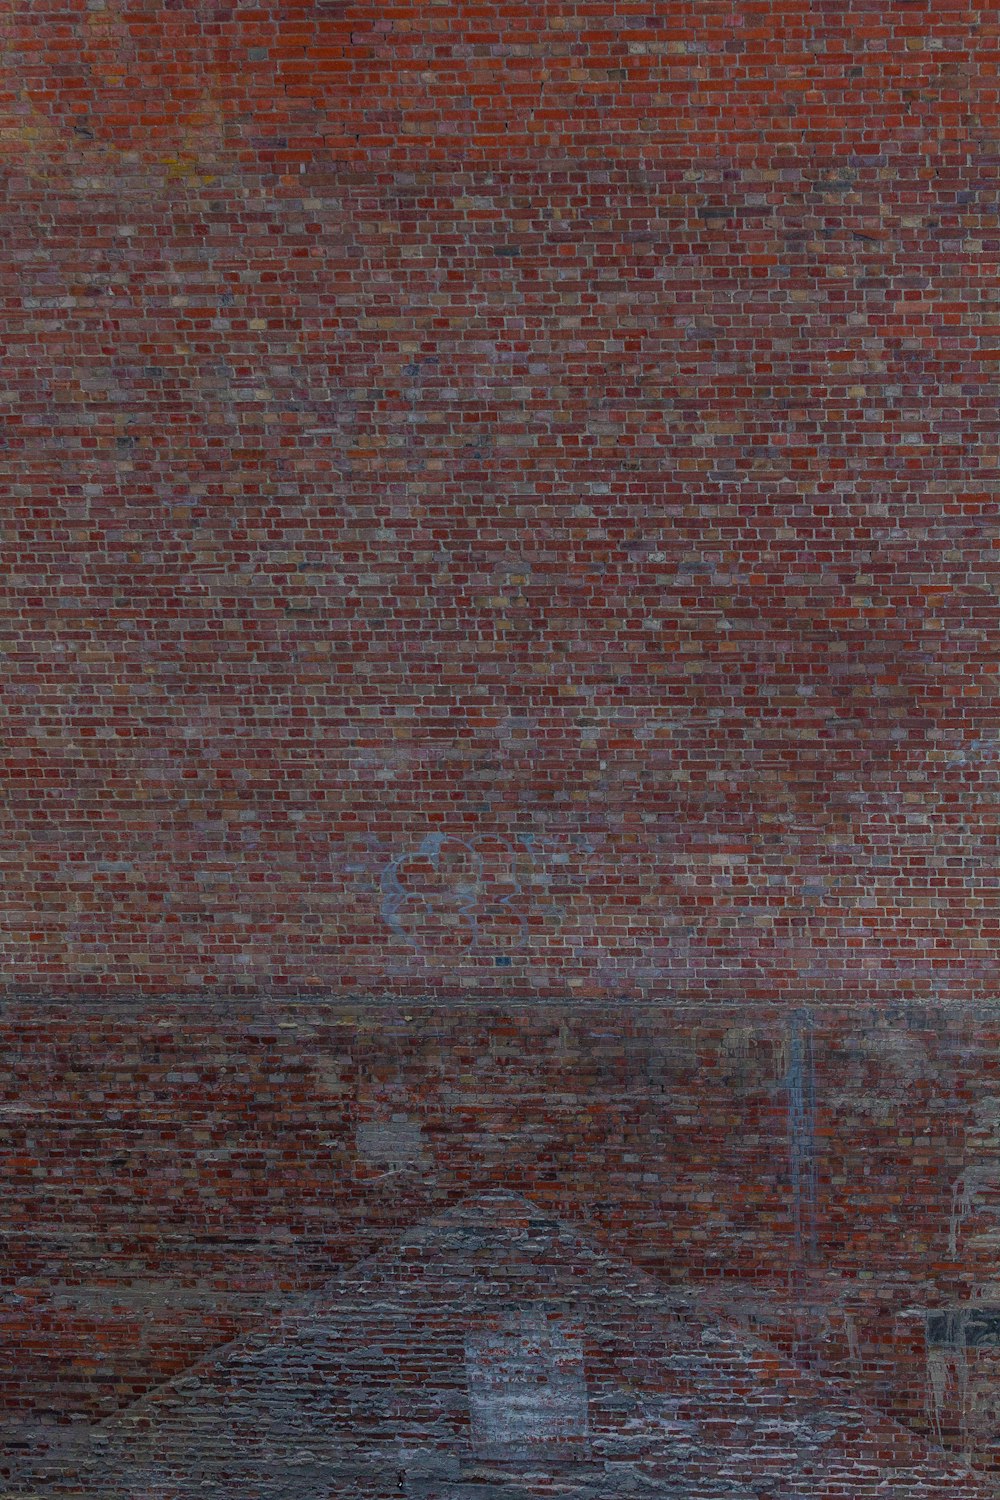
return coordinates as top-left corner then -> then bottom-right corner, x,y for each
10,1192 -> 996,1499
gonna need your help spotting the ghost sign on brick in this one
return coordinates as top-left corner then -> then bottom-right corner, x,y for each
464,1314 -> 589,1459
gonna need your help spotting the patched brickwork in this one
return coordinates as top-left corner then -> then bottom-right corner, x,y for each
3,1003 -> 1000,1490
10,1188 -> 1000,1497
2,0 -> 1000,1493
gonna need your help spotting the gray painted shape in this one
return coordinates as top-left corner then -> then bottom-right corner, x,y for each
465,1312 -> 590,1458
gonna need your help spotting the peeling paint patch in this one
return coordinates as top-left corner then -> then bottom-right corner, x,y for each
356,1113 -> 427,1168
465,1314 -> 589,1459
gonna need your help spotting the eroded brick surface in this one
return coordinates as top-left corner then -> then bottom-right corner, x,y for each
9,1192 -> 1000,1498
1,1004 -> 1000,1489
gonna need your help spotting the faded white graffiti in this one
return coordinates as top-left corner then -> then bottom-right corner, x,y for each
925,1340 -> 959,1446
380,833 -> 528,954
378,830 -> 602,955
922,1308 -> 993,1462
949,1164 -> 1000,1257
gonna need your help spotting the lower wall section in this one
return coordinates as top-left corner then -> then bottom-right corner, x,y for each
3,1000 -> 1000,1494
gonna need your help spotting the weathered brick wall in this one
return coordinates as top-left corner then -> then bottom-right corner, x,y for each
6,1003 -> 1000,1492
2,0 -> 1000,1494
3,0 -> 1000,1004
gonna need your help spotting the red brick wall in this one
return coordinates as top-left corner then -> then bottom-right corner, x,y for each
5,1002 -> 1000,1490
2,0 -> 1000,1494
3,0 -> 999,1003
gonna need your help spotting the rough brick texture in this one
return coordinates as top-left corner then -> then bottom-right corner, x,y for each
2,0 -> 1000,1493
5,1002 -> 1000,1491
2,0 -> 999,1005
